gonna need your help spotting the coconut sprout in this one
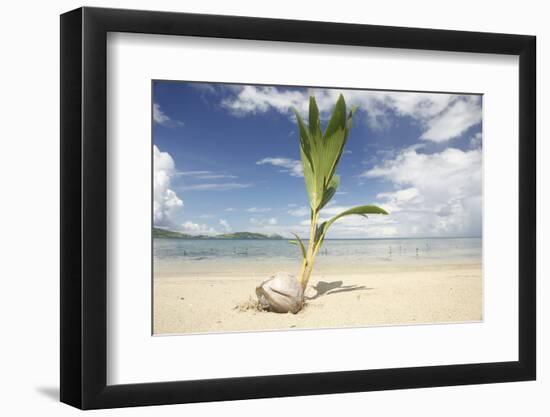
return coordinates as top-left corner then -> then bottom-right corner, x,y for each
290,94 -> 389,290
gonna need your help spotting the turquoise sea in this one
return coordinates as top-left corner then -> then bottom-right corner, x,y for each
154,237 -> 482,277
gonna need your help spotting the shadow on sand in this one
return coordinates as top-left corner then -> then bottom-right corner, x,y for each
307,280 -> 373,300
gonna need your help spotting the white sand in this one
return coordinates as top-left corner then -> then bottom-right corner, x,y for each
153,263 -> 482,334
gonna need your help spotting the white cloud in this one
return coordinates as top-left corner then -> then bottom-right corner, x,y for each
288,206 -> 310,217
197,174 -> 238,179
221,86 -> 306,116
153,103 -> 184,127
375,187 -> 421,213
363,146 -> 482,237
470,132 -> 483,149
224,207 -> 236,212
176,170 -> 237,179
299,208 -> 397,238
180,221 -> 216,235
420,96 -> 482,142
153,103 -> 170,125
250,217 -> 278,226
153,145 -> 183,227
246,207 -> 271,213
283,146 -> 481,238
190,83 -> 217,94
256,157 -> 303,177
177,170 -> 211,176
219,219 -> 232,232
319,205 -> 354,216
221,86 -> 481,142
180,182 -> 252,191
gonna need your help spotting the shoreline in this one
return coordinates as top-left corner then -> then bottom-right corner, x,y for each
153,262 -> 483,335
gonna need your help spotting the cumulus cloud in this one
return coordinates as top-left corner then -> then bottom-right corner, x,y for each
153,145 -> 183,227
375,187 -> 422,213
219,218 -> 231,232
298,205 -> 396,238
221,86 -> 481,142
250,217 -> 278,226
470,132 -> 483,149
256,157 -> 303,177
300,214 -> 398,238
221,86 -> 306,115
180,221 -> 216,235
419,96 -> 482,142
363,146 -> 482,237
288,146 -> 482,238
288,206 -> 310,217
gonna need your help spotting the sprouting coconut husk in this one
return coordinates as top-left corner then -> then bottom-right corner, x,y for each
256,272 -> 304,314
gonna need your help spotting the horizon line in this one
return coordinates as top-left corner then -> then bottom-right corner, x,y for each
153,227 -> 481,240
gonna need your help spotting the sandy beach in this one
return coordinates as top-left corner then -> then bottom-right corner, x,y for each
153,262 -> 482,335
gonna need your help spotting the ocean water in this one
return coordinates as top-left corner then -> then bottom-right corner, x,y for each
154,237 -> 482,277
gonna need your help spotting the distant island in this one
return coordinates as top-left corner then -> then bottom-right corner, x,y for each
153,227 -> 284,240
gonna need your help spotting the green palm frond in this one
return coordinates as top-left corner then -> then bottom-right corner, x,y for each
325,205 -> 388,230
290,94 -> 389,289
292,94 -> 352,211
315,205 -> 388,250
308,96 -> 322,138
289,233 -> 307,259
319,174 -> 339,210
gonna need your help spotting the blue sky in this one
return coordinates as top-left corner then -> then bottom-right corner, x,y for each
153,81 -> 482,238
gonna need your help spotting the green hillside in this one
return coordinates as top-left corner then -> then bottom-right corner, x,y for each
153,227 -> 195,239
217,232 -> 284,240
153,227 -> 284,240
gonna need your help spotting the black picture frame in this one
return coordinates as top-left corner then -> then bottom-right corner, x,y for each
60,6 -> 536,410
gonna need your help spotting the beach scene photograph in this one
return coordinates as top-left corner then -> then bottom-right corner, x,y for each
152,81 -> 483,335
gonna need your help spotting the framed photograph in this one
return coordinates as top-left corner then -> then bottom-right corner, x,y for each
60,7 -> 536,409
